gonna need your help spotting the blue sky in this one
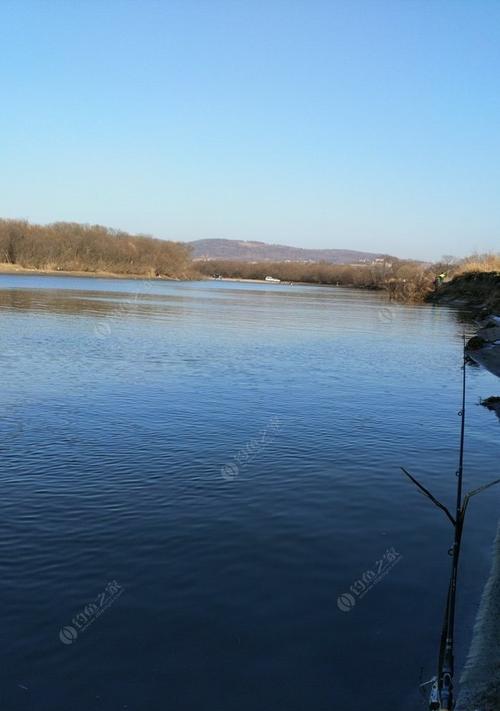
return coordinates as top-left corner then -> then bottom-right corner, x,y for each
1,0 -> 499,260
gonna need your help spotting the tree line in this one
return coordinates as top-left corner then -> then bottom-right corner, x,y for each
0,219 -> 193,277
196,257 -> 435,292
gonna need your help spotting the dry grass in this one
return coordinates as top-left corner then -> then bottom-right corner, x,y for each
434,256 -> 500,312
453,253 -> 500,276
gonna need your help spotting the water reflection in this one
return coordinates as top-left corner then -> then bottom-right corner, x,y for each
0,286 -> 193,318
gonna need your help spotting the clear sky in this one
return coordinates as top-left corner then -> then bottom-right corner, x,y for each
1,0 -> 499,260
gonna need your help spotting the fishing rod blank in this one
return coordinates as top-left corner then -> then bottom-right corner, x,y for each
400,339 -> 500,710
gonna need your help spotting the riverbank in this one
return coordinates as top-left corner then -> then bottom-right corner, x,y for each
431,271 -> 500,709
428,271 -> 500,314
0,266 -> 377,289
0,263 -> 192,281
467,315 -> 500,378
427,272 -> 500,377
457,522 -> 500,711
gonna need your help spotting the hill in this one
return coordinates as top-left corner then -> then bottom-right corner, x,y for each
188,238 -> 392,264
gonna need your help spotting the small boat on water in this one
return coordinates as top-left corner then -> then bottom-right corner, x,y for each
265,276 -> 280,283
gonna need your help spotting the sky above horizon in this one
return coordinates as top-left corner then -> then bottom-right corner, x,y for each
1,0 -> 499,261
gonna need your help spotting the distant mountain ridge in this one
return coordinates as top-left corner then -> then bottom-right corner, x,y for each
188,238 -> 392,264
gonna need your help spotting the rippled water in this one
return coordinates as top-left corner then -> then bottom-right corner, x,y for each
0,274 -> 499,711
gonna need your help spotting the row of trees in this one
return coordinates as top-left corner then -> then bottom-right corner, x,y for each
196,257 -> 433,292
0,220 -> 193,277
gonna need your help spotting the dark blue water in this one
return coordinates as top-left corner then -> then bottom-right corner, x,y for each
0,275 -> 499,711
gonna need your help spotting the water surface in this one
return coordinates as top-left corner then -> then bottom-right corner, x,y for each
1,274 -> 499,711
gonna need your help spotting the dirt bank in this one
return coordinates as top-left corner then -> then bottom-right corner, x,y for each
428,271 -> 500,314
457,523 -> 500,711
427,272 -> 500,376
0,263 -> 193,281
466,316 -> 500,378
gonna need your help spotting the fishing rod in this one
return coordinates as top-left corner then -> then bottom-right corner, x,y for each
401,337 -> 500,710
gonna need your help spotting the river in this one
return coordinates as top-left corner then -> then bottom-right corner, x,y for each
0,274 -> 499,710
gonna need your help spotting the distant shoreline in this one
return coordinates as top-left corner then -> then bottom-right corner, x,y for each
210,276 -> 383,289
0,263 -> 188,281
0,265 -> 296,285
0,265 -> 344,288
213,276 -> 293,284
